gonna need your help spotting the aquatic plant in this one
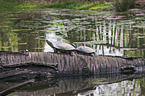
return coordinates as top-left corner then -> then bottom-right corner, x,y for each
113,0 -> 135,12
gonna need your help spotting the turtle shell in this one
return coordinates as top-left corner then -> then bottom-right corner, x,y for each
76,46 -> 95,53
54,42 -> 75,51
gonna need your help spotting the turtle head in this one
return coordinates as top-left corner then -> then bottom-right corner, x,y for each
46,40 -> 54,48
71,43 -> 76,48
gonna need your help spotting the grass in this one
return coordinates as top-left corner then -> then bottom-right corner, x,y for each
0,0 -> 113,11
0,0 -> 42,12
41,1 -> 113,11
0,0 -> 138,14
42,1 -> 78,9
0,0 -> 18,10
0,0 -> 41,18
82,2 -> 113,11
0,0 -> 113,19
1,0 -> 136,18
15,2 -> 39,9
113,0 -> 135,12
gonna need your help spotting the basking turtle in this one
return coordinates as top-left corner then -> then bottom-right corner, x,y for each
71,43 -> 96,56
46,40 -> 75,56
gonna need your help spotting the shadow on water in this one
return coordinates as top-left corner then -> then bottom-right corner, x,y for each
1,72 -> 145,96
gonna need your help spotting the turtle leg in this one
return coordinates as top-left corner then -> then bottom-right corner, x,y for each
54,48 -> 60,53
70,51 -> 75,56
57,51 -> 61,53
90,53 -> 94,56
53,48 -> 57,53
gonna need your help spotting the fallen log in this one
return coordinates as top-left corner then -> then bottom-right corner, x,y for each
0,65 -> 56,80
0,51 -> 145,75
0,69 -> 31,79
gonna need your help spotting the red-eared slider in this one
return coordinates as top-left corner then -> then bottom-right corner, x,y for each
46,40 -> 75,56
71,43 -> 96,56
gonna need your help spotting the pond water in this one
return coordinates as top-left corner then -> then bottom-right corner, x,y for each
1,8 -> 145,57
0,8 -> 145,96
5,73 -> 145,96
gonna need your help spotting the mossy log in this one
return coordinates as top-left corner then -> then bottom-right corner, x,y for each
0,51 -> 145,75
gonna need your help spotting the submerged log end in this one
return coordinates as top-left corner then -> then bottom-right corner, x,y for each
120,65 -> 136,74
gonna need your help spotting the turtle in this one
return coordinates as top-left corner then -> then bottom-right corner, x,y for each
71,43 -> 96,56
46,40 -> 76,56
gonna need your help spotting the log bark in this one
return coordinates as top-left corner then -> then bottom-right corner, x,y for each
0,51 -> 145,75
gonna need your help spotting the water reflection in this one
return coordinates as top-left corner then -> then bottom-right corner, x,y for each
0,8 -> 145,58
82,80 -> 141,96
6,73 -> 145,96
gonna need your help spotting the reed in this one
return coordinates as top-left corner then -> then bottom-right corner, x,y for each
113,0 -> 135,12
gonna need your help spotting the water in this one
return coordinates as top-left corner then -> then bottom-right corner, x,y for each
1,8 -> 145,57
0,8 -> 145,96
4,73 -> 145,96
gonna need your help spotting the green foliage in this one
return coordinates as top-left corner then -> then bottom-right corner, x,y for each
15,2 -> 39,9
113,0 -> 135,12
0,0 -> 113,12
42,1 -> 79,9
0,0 -> 18,18
78,1 -> 112,11
0,0 -> 18,11
89,2 -> 113,11
0,0 -> 40,18
41,1 -> 112,11
0,0 -> 41,11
